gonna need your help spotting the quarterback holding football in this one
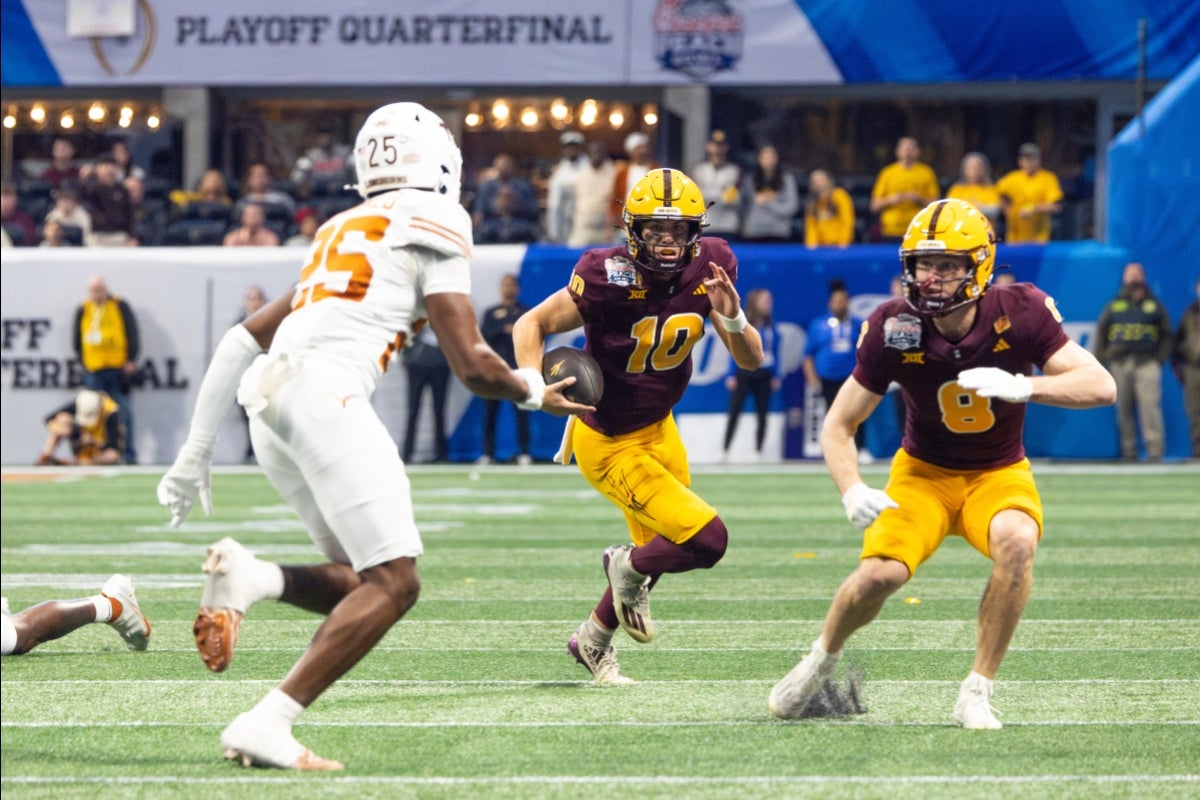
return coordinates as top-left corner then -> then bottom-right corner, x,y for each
514,167 -> 764,684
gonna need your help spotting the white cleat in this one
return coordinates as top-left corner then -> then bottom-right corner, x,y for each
194,537 -> 263,672
953,673 -> 1003,729
604,545 -> 654,643
220,712 -> 343,771
101,574 -> 151,651
768,646 -> 840,719
568,624 -> 635,686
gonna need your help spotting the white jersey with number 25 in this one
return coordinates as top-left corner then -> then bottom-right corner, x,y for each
269,189 -> 473,396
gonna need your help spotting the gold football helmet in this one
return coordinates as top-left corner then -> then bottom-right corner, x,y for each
622,168 -> 708,275
899,198 -> 996,315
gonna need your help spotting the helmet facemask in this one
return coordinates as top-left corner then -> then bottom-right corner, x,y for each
628,217 -> 704,277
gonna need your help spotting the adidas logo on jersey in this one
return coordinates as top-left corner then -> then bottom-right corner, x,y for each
693,285 -> 708,295
993,339 -> 1011,353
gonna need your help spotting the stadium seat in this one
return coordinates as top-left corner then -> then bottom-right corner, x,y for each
183,201 -> 232,223
161,219 -> 227,246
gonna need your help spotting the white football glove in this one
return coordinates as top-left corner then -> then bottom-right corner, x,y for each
842,482 -> 899,529
957,367 -> 1033,403
156,440 -> 214,528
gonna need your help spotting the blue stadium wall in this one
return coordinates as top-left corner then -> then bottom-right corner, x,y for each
453,240 -> 1192,463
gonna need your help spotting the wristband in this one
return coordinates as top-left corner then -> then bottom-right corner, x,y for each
717,308 -> 748,333
514,367 -> 545,411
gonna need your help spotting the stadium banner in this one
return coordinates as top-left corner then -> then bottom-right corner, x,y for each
5,0 -> 1198,88
1,242 -> 1191,466
1,0 -> 838,87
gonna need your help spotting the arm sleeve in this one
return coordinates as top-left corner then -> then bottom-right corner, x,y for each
182,325 -> 263,451
118,299 -> 140,361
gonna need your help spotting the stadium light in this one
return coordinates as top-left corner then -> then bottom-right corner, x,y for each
30,104 -> 46,123
88,103 -> 107,123
59,110 -> 75,129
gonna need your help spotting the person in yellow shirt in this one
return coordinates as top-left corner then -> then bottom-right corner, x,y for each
996,143 -> 1063,243
804,170 -> 855,248
72,274 -> 140,463
947,152 -> 1001,230
869,137 -> 940,242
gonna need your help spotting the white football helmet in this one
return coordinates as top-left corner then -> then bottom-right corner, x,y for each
353,102 -> 462,202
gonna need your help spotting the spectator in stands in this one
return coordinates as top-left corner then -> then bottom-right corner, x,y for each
290,120 -> 353,196
996,143 -> 1063,244
472,153 -> 540,232
869,136 -> 940,243
1093,262 -> 1172,461
804,169 -> 855,248
477,273 -> 533,465
284,207 -> 319,247
722,288 -> 780,460
224,203 -> 280,247
72,274 -> 140,463
803,278 -> 868,459
1173,276 -> 1200,459
39,219 -> 71,248
1,574 -> 150,655
609,132 -> 656,241
125,174 -> 164,246
1,180 -> 39,246
233,163 -> 296,221
691,129 -> 742,241
1,227 -> 11,248
109,140 -> 145,182
947,152 -> 1002,229
477,185 -> 541,244
545,131 -> 588,243
401,327 -> 452,464
40,137 -> 81,190
37,389 -> 125,466
567,141 -> 617,247
740,144 -> 800,242
170,169 -> 233,209
43,185 -> 93,243
78,153 -> 136,247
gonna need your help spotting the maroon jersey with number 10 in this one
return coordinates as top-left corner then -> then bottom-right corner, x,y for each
853,283 -> 1069,470
567,238 -> 737,436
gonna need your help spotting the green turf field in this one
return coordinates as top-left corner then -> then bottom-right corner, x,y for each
2,464 -> 1198,799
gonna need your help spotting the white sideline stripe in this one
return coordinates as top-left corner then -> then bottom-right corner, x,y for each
3,720 -> 1199,730
5,678 -> 1196,686
3,774 -> 1198,787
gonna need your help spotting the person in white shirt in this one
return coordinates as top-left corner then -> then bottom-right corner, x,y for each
544,131 -> 588,243
690,130 -> 742,240
157,102 -> 589,772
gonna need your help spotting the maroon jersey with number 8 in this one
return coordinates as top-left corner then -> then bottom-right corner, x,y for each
853,283 -> 1069,470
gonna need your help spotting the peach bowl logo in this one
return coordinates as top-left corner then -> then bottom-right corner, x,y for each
654,0 -> 743,80
90,0 -> 157,77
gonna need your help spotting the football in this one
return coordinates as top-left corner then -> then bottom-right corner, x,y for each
542,346 -> 604,406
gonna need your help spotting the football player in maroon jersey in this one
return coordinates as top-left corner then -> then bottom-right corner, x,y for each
770,198 -> 1115,728
514,168 -> 765,684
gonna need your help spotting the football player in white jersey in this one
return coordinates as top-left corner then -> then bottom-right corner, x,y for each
157,102 -> 590,771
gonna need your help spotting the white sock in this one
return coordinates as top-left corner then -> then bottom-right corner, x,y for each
813,636 -> 842,662
965,671 -> 994,691
252,689 -> 304,728
90,595 -> 114,623
255,561 -> 285,603
584,615 -> 614,645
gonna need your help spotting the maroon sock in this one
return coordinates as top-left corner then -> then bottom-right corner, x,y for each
592,585 -> 619,630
